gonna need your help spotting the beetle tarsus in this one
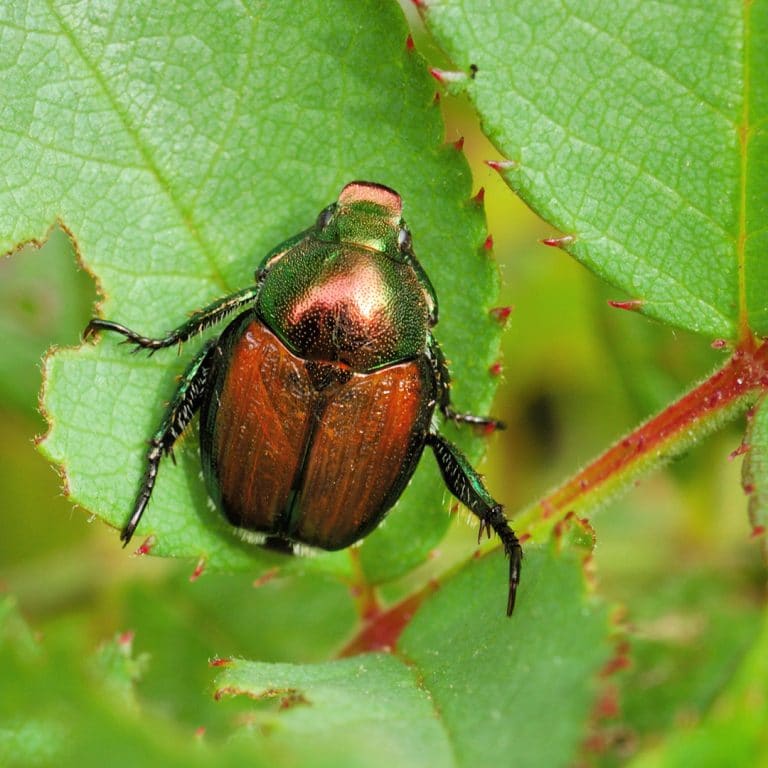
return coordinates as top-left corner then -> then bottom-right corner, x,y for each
487,504 -> 523,616
445,408 -> 506,431
427,432 -> 522,616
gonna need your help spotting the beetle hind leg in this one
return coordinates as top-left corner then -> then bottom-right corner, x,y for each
121,340 -> 217,545
426,432 -> 522,616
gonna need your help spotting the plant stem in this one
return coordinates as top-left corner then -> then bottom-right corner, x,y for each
514,339 -> 768,541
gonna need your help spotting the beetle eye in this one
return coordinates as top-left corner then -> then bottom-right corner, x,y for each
316,205 -> 335,230
397,226 -> 412,252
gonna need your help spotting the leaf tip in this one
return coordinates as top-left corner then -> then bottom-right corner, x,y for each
489,305 -> 513,325
134,535 -> 156,556
607,299 -> 645,313
485,158 -> 518,174
189,556 -> 206,581
541,234 -> 576,248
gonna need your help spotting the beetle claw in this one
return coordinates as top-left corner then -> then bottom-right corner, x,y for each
504,539 -> 523,616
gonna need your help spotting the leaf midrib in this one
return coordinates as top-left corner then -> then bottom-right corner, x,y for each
737,0 -> 752,339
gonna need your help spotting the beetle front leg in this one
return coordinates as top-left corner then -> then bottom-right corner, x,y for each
84,285 -> 261,353
426,432 -> 522,615
121,340 -> 217,544
428,335 -> 505,431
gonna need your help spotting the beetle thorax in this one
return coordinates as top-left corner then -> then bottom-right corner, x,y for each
257,245 -> 430,372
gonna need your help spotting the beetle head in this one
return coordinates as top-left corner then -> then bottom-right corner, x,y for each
316,181 -> 405,258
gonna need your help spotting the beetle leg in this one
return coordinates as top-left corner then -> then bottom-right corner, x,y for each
120,340 -> 217,545
427,335 -> 505,431
84,285 -> 261,352
426,432 -> 522,615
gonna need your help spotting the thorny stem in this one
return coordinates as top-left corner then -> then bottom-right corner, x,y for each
514,338 -> 768,541
343,340 -> 768,654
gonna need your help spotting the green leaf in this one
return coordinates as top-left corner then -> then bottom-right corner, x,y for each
214,548 -> 612,768
399,546 -> 611,768
422,1 -> 768,338
1,2 -> 502,582
0,228 -> 93,417
627,606 -> 768,768
215,654 -> 453,768
0,595 -> 271,768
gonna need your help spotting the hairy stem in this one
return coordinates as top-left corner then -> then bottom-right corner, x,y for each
515,339 -> 768,541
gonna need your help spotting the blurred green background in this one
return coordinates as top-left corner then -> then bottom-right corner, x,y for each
2,94 -> 765,763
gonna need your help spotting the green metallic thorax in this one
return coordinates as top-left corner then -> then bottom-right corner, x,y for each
255,183 -> 436,373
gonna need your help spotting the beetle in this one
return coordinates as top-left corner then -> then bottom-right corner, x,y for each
84,181 -> 522,614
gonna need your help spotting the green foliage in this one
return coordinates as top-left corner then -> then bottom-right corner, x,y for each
2,1 -> 767,767
424,0 -> 767,339
215,548 -> 609,768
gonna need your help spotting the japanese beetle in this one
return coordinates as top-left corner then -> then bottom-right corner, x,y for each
85,181 -> 522,614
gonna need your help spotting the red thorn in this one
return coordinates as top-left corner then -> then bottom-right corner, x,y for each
593,686 -> 621,719
453,136 -> 465,151
489,306 -> 512,324
252,567 -> 279,588
189,557 -> 206,582
601,653 -> 631,677
608,299 -> 645,312
411,0 -> 428,7
541,499 -> 555,519
518,532 -> 532,544
711,338 -> 728,349
541,235 -> 575,248
134,536 -> 155,556
743,483 -> 756,494
729,442 -> 750,460
473,187 -> 485,204
752,525 -> 766,538
483,234 -> 494,251
552,518 -> 567,540
432,91 -> 441,105
195,726 -> 206,739
489,361 -> 502,376
406,34 -> 415,51
485,159 -> 517,173
117,630 -> 134,647
430,68 -> 468,84
449,501 -> 460,515
209,657 -> 233,667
